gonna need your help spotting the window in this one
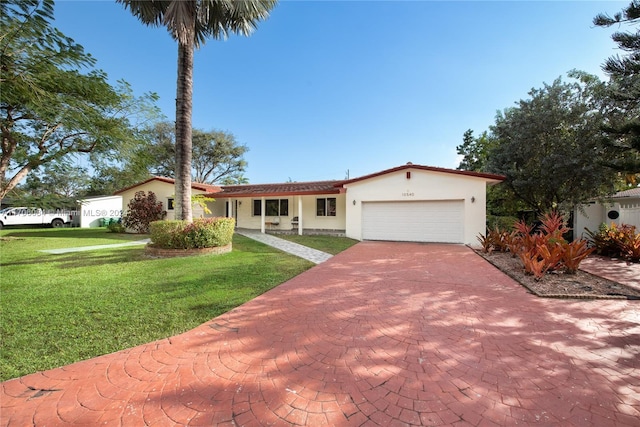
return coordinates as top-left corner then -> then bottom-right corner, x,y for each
167,198 -> 175,210
317,197 -> 336,216
253,199 -> 288,216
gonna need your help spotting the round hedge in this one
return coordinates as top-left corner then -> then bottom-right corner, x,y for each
149,217 -> 235,249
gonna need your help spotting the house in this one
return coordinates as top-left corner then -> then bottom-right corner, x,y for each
113,177 -> 221,220
574,187 -> 640,239
76,195 -> 123,228
116,164 -> 504,245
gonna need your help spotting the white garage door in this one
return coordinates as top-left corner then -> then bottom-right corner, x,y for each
362,200 -> 464,243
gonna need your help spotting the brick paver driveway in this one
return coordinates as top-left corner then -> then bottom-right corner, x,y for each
2,242 -> 639,426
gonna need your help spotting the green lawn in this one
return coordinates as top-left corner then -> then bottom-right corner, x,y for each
0,228 -> 327,381
275,234 -> 359,255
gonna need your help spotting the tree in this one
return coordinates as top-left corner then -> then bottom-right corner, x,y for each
486,72 -> 619,213
0,0 -> 159,203
594,1 -> 640,173
122,191 -> 166,233
23,161 -> 89,197
143,122 -> 248,184
117,0 -> 277,222
456,129 -> 496,172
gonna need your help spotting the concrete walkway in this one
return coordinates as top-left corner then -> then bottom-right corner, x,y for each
40,239 -> 150,254
236,229 -> 332,264
2,242 -> 638,426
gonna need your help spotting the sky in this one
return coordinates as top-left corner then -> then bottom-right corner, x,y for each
52,0 -> 628,184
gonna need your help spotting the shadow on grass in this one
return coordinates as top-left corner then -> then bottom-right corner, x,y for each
0,247 -> 149,267
1,228 -> 146,241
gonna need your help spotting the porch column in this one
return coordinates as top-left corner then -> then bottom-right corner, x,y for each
298,197 -> 303,236
228,200 -> 233,219
261,197 -> 266,234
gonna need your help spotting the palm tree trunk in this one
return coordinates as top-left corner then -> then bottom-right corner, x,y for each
175,41 -> 194,222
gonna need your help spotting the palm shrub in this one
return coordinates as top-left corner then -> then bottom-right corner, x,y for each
149,217 -> 235,249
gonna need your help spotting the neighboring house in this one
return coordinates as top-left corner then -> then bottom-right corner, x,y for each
116,164 -> 504,245
76,195 -> 123,228
113,177 -> 221,220
574,187 -> 640,239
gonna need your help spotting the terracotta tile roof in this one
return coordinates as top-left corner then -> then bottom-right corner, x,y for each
340,163 -> 505,185
114,177 -> 222,195
211,180 -> 344,198
613,187 -> 640,198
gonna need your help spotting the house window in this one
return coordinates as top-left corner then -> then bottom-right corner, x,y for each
253,199 -> 289,216
167,198 -> 175,210
317,197 -> 336,216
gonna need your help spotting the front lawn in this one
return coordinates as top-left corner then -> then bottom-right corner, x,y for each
275,234 -> 358,254
0,228 -> 315,381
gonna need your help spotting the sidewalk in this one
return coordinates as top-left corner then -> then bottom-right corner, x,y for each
235,229 -> 332,264
40,239 -> 150,254
580,255 -> 640,291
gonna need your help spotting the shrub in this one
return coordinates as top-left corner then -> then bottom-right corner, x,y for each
477,226 -> 515,253
479,210 -> 595,279
586,223 -> 640,262
122,191 -> 166,233
561,239 -> 595,274
107,219 -> 125,233
149,217 -> 235,249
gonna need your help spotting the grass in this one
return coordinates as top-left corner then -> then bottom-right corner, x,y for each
275,234 -> 359,255
0,227 -> 322,381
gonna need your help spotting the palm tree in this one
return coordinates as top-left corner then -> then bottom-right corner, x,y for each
117,0 -> 277,222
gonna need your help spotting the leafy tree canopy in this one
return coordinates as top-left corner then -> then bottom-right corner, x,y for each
0,0 -> 160,201
483,72 -> 619,213
139,121 -> 249,185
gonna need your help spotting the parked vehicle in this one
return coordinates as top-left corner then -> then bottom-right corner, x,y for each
0,207 -> 74,229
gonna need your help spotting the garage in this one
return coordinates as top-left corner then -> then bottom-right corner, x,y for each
361,200 -> 464,243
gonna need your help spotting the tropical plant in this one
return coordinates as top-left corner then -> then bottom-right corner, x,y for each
117,0 -> 277,222
479,211 -> 595,279
586,222 -> 640,262
477,226 -> 516,254
561,239 -> 596,274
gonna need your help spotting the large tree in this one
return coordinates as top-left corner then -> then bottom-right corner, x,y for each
456,129 -> 496,172
144,122 -> 248,184
486,72 -> 619,213
594,1 -> 640,173
0,0 -> 159,202
117,0 -> 277,222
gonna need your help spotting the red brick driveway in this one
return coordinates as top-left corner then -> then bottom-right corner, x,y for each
2,242 -> 639,426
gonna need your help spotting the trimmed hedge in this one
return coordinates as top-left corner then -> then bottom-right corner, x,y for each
149,217 -> 235,249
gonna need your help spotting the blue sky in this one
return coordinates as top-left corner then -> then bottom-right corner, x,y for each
54,1 -> 626,184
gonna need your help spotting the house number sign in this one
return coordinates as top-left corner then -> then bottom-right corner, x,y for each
402,191 -> 415,197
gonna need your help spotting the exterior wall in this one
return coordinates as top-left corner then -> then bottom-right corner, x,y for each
574,198 -> 640,239
212,194 -> 347,232
574,202 -> 608,240
78,196 -> 123,228
119,181 -> 207,221
343,168 -> 489,245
